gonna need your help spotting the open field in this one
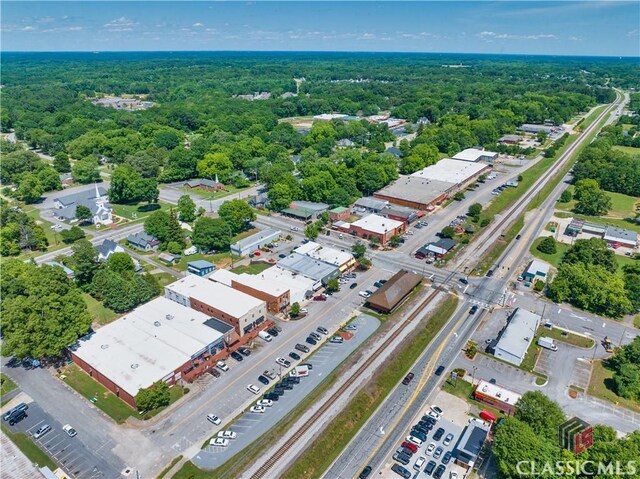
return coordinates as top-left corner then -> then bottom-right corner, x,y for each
613,145 -> 640,156
172,251 -> 240,271
82,292 -> 118,326
181,184 -> 253,201
112,201 -> 172,222
231,263 -> 272,275
529,236 -> 570,268
556,185 -> 639,220
588,360 -> 640,413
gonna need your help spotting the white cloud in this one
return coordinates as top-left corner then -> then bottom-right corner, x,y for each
568,36 -> 580,41
21,26 -> 36,32
358,32 -> 376,40
103,17 -> 137,32
192,22 -> 204,27
479,31 -> 557,41
627,29 -> 639,37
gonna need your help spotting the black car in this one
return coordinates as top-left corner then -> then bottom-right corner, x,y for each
402,372 -> 415,385
278,381 -> 293,390
442,451 -> 452,465
258,375 -> 270,385
279,253 -> 287,258
230,351 -> 244,362
295,343 -> 310,353
373,281 -> 382,288
263,393 -> 279,401
267,328 -> 279,337
459,277 -> 469,285
306,336 -> 317,346
469,305 -> 479,314
393,452 -> 411,466
391,464 -> 412,479
350,282 -> 358,289
284,376 -> 300,384
486,269 -> 494,277
208,368 -> 221,378
359,466 -> 372,479
410,430 -> 427,441
413,425 -> 429,435
516,234 -> 521,240
271,388 -> 285,396
238,347 -> 251,357
433,427 -> 445,441
424,460 -> 437,476
8,409 -> 27,426
379,279 -> 387,284
3,403 -> 28,422
289,351 -> 301,361
422,416 -> 437,426
434,365 -> 445,376
433,465 -> 446,479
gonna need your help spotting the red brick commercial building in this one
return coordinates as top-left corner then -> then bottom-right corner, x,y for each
209,269 -> 291,313
338,214 -> 405,245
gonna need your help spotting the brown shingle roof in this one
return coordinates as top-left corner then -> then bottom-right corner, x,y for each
366,270 -> 422,313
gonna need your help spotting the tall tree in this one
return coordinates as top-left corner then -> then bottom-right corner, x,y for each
217,199 -> 256,233
515,391 -> 566,441
15,173 -> 44,204
177,195 -> 197,222
192,217 -> 232,251
53,151 -> 72,173
70,239 -> 99,286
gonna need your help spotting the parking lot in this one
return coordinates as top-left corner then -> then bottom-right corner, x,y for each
380,402 -> 465,479
192,314 -> 380,469
5,400 -> 122,478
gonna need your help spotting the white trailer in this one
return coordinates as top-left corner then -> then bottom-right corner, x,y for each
538,336 -> 557,351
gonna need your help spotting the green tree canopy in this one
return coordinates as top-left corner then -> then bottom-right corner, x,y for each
537,236 -> 557,255
177,195 -> 197,222
218,199 -> 256,234
192,217 -> 231,252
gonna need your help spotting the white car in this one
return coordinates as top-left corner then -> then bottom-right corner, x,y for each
217,430 -> 237,439
50,224 -> 63,231
217,361 -> 229,372
290,226 -> 299,231
414,456 -> 426,471
358,291 -> 371,298
428,410 -> 440,421
256,399 -> 273,407
430,405 -> 443,419
443,433 -> 454,446
275,357 -> 291,368
249,405 -> 266,413
210,437 -> 229,447
247,384 -> 261,395
62,424 -> 77,437
207,414 -> 221,425
407,435 -> 423,446
426,442 -> 436,455
450,472 -> 458,479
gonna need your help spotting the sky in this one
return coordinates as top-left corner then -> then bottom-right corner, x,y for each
1,1 -> 639,57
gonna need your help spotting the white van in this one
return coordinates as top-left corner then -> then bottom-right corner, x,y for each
258,331 -> 273,342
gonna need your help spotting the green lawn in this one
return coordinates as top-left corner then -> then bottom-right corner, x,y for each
557,185 -> 638,220
588,360 -> 640,413
231,263 -> 272,275
112,201 -> 172,222
0,423 -> 57,470
613,145 -> 640,156
181,184 -> 253,201
82,292 -> 118,325
152,271 -> 178,288
282,296 -> 459,479
172,251 -> 241,271
1,373 -> 17,397
529,237 -> 570,268
537,325 -> 594,348
61,364 -> 136,423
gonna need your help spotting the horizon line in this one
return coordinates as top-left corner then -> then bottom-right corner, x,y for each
2,49 -> 639,59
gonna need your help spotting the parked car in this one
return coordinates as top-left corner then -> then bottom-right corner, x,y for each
443,433 -> 454,446
276,357 -> 291,368
306,336 -> 318,346
426,443 -> 436,455
230,351 -> 244,362
393,452 -> 412,466
433,427 -> 445,441
63,424 -> 77,437
33,424 -> 51,439
210,437 -> 229,447
3,403 -> 28,422
345,324 -> 357,331
217,361 -> 229,372
407,435 -> 424,446
266,328 -> 279,337
314,294 -> 327,301
208,368 -> 221,378
373,281 -> 382,288
402,372 -> 415,385
289,351 -> 301,361
442,451 -> 452,465
317,326 -> 329,335
238,347 -> 251,357
247,384 -> 261,395
358,291 -> 371,298
258,375 -> 270,385
450,472 -> 458,479
401,441 -> 418,454
249,405 -> 266,413
433,446 -> 444,459
391,464 -> 412,478
431,405 -> 443,417
218,430 -> 237,439
256,399 -> 272,407
424,460 -> 437,476
414,456 -> 426,471
486,270 -> 494,277
310,332 -> 322,341
350,282 -> 358,289
263,393 -> 279,401
295,343 -> 310,353
433,464 -> 446,479
206,414 -> 221,425
330,336 -> 344,344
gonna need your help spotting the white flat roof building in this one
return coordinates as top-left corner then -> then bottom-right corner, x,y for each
452,148 -> 498,162
475,379 -> 522,406
259,267 -> 316,304
294,241 -> 355,271
209,269 -> 290,298
494,308 -> 541,367
72,297 -> 223,398
350,214 -> 404,236
410,159 -> 490,186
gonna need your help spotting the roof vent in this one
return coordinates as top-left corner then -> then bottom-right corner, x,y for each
100,344 -> 109,350
131,363 -> 139,369
154,321 -> 161,327
166,314 -> 174,320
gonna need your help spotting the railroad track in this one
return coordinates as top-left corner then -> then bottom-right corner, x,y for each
249,95 -> 620,479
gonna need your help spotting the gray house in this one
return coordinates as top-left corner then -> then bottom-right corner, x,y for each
127,232 -> 160,251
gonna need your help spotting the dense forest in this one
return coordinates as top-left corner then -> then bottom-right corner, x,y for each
1,53 -> 637,211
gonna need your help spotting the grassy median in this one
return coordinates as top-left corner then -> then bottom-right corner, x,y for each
281,295 -> 459,479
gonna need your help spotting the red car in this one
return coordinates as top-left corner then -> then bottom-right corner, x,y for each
402,372 -> 415,385
401,441 -> 418,454
314,294 -> 327,301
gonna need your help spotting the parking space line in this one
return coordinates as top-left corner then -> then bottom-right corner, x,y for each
25,419 -> 45,433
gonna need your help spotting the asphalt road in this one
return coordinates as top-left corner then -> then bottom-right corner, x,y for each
192,314 -> 380,470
